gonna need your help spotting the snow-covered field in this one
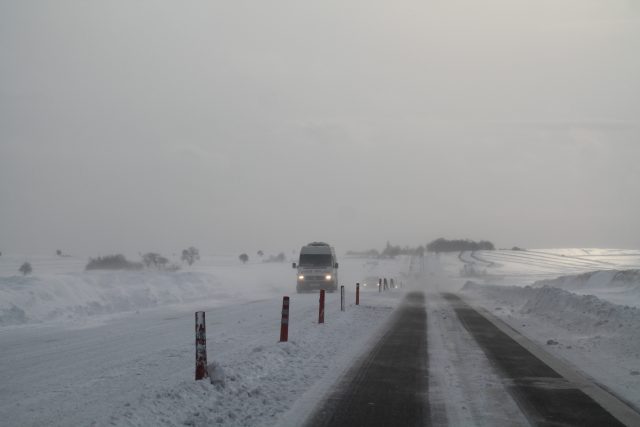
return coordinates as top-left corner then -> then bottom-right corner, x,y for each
0,253 -> 409,426
1,248 -> 640,426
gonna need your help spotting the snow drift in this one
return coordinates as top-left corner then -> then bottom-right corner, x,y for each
533,269 -> 640,291
0,272 -> 228,326
0,263 -> 297,327
462,282 -> 640,336
461,277 -> 640,408
0,254 -> 404,327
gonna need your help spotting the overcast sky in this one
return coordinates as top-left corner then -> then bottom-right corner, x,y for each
1,0 -> 639,257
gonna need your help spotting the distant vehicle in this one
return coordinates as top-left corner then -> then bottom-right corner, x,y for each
293,242 -> 339,293
361,276 -> 380,288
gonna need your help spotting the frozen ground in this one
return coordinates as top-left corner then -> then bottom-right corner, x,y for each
1,249 -> 640,425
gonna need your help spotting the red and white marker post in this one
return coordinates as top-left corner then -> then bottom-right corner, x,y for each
280,296 -> 289,342
356,283 -> 360,305
195,311 -> 208,380
340,285 -> 345,312
318,289 -> 325,324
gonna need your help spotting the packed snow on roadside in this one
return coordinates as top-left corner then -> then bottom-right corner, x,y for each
0,254 -> 297,327
108,293 -> 403,427
0,253 -> 409,427
428,249 -> 640,410
532,269 -> 640,307
461,280 -> 640,408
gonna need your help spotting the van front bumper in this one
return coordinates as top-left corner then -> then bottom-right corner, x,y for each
297,280 -> 337,292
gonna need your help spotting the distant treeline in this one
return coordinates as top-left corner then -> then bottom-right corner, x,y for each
85,247 -> 200,271
347,242 -> 425,258
426,238 -> 495,253
86,254 -> 143,271
347,238 -> 495,258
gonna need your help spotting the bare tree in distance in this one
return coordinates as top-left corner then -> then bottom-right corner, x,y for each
142,252 -> 169,269
181,247 -> 200,266
19,262 -> 32,276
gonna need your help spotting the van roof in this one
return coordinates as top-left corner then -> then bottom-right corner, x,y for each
301,243 -> 334,255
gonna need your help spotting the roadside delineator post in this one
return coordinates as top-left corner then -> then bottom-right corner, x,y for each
378,278 -> 382,293
195,311 -> 208,380
340,285 -> 345,312
319,289 -> 325,324
356,283 -> 360,305
280,296 -> 289,342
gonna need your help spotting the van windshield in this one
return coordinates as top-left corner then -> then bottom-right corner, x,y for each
299,254 -> 332,267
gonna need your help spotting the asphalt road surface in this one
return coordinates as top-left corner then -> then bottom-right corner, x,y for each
307,291 -> 636,427
305,291 -> 429,427
445,293 -> 626,427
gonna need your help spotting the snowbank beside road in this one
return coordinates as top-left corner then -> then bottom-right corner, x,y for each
107,297 -> 400,427
461,281 -> 640,408
531,270 -> 640,307
462,282 -> 640,336
0,254 -> 408,328
0,254 -> 407,427
0,272 -> 225,326
0,264 -> 296,327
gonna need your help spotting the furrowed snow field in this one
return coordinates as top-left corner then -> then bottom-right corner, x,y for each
2,249 -> 640,426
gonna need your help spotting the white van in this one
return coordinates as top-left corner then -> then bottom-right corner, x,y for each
292,242 -> 339,293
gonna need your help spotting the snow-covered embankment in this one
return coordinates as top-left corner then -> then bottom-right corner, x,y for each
461,270 -> 640,409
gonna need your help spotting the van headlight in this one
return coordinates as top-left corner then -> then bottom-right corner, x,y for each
325,275 -> 332,280
298,275 -> 305,280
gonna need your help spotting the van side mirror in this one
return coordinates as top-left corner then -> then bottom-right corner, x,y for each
292,262 -> 297,269
334,262 -> 339,268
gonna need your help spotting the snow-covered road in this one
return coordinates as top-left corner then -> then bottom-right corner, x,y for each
426,292 -> 530,426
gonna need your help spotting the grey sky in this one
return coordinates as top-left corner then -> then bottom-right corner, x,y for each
1,0 -> 639,256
